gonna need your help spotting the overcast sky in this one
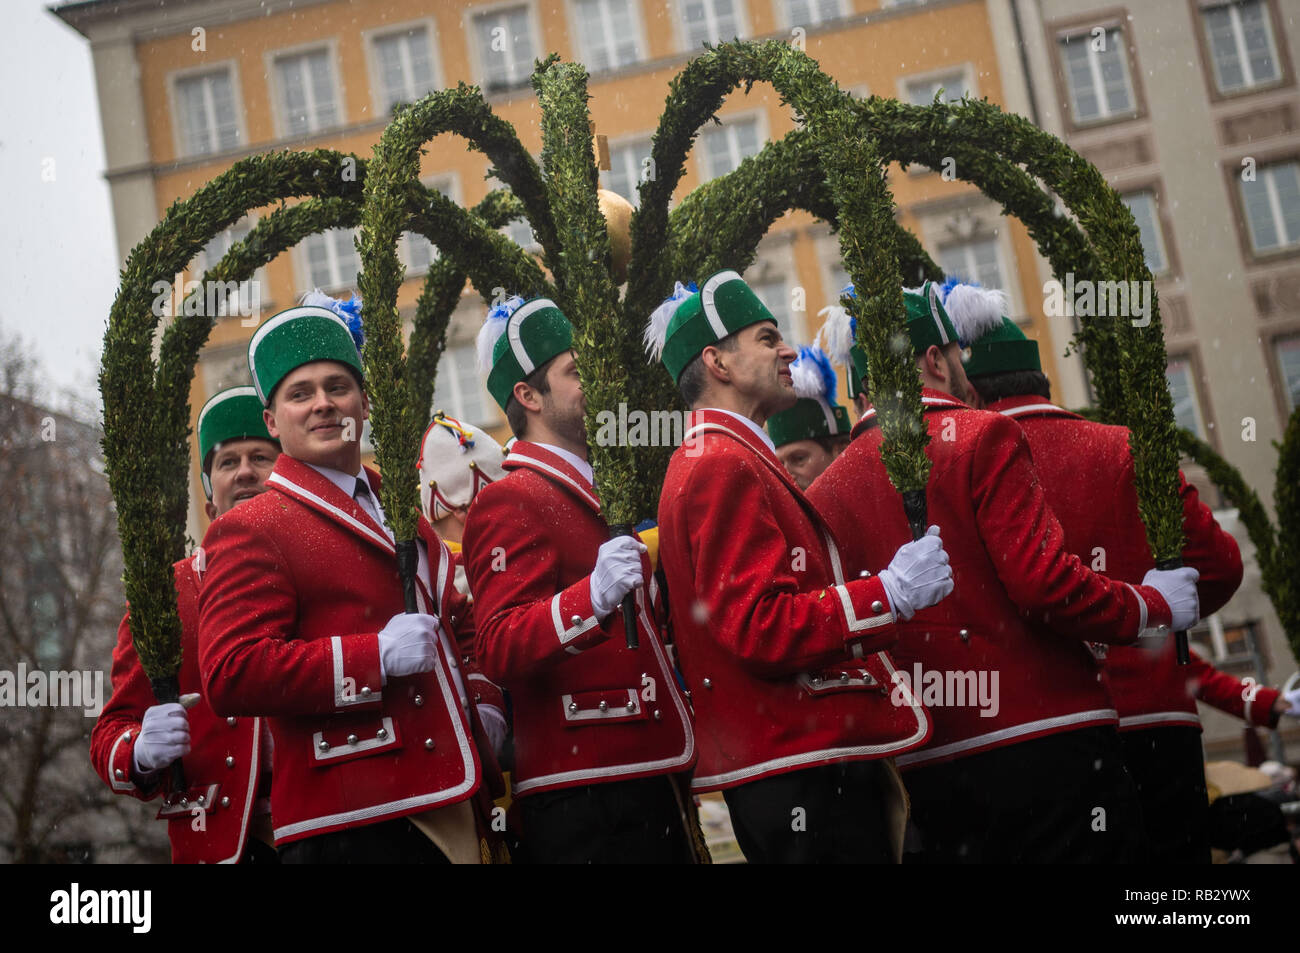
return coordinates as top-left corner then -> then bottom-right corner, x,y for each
2,1 -> 119,408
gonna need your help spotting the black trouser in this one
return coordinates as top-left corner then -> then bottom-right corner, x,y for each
1120,725 -> 1211,864
519,776 -> 693,864
905,725 -> 1148,863
278,817 -> 451,864
721,760 -> 893,864
238,837 -> 280,864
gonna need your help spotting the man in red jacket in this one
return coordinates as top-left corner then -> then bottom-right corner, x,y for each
91,386 -> 279,863
945,280 -> 1298,862
809,282 -> 1201,863
649,273 -> 955,863
462,296 -> 697,863
199,294 -> 504,863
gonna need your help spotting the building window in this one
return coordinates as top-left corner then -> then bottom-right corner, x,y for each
373,26 -> 439,115
473,5 -> 537,91
1276,335 -> 1300,412
680,0 -> 743,51
1166,356 -> 1206,437
302,228 -> 361,291
400,179 -> 455,275
699,116 -> 761,181
1059,27 -> 1135,124
175,69 -> 240,157
432,344 -> 498,425
905,70 -> 972,105
600,137 -> 654,205
782,0 -> 846,28
937,236 -> 1005,291
1240,159 -> 1300,254
747,276 -> 801,344
1202,1 -> 1280,94
275,48 -> 340,137
193,219 -> 253,276
1121,191 -> 1168,275
573,0 -> 641,73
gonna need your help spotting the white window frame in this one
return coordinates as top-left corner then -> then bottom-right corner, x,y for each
1241,159 -> 1300,254
676,0 -> 748,54
267,39 -> 346,140
363,19 -> 444,119
1202,0 -> 1282,94
1274,333 -> 1300,413
745,236 -> 803,345
568,0 -> 645,74
777,0 -> 848,31
168,60 -> 246,160
432,343 -> 501,426
467,0 -> 543,93
1057,24 -> 1138,125
1120,190 -> 1170,276
695,110 -> 766,183
600,133 -> 656,206
899,64 -> 978,107
402,174 -> 460,276
1166,355 -> 1208,438
298,227 -> 362,294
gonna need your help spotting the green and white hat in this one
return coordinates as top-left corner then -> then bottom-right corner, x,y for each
817,281 -> 960,397
197,386 -> 278,499
644,271 -> 779,384
476,295 -> 574,412
247,290 -> 365,406
766,344 -> 852,447
939,280 -> 1040,377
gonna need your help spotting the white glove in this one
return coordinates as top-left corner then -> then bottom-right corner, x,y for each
377,612 -> 441,683
589,536 -> 648,620
477,704 -> 509,757
1141,566 -> 1201,632
133,702 -> 191,775
877,526 -> 954,621
1282,687 -> 1300,719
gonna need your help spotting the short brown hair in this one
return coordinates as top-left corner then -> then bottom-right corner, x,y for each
504,356 -> 557,438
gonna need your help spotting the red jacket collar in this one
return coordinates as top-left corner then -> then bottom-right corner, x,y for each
850,387 -> 968,438
684,408 -> 805,498
988,394 -> 1080,421
265,455 -> 397,551
502,440 -> 602,515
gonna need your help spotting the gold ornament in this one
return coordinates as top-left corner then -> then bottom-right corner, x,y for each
597,188 -> 634,285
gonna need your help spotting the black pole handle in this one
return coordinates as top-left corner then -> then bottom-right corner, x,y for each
610,523 -> 639,649
149,675 -> 188,804
1155,556 -> 1191,665
396,539 -> 420,615
902,488 -> 928,543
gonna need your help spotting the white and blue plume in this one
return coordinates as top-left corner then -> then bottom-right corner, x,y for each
816,283 -> 857,371
302,289 -> 365,352
476,294 -> 526,372
790,345 -> 838,402
643,281 -> 697,361
938,278 -> 1008,347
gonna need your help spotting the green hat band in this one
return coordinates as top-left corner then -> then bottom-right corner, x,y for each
965,317 -> 1042,377
662,271 -> 777,383
248,305 -> 363,405
197,385 -> 277,498
486,298 -> 574,412
767,397 -> 852,447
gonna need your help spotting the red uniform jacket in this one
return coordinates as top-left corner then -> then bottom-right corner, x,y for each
990,396 -> 1275,730
198,456 -> 501,846
462,442 -> 695,796
91,556 -> 265,864
657,409 -> 930,793
808,390 -> 1172,770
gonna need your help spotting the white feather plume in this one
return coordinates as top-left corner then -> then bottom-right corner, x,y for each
941,282 -> 1009,346
476,295 -> 525,372
643,281 -> 694,361
816,304 -> 855,370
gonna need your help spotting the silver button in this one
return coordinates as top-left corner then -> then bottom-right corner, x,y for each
859,570 -> 871,578
226,716 -> 237,727
225,756 -> 234,768
570,615 -> 582,626
871,600 -> 884,613
220,796 -> 231,809
347,734 -> 358,745
568,702 -> 578,713
114,769 -> 123,780
684,690 -> 692,700
812,675 -> 823,686
414,694 -> 424,706
474,693 -> 482,703
959,629 -> 970,642
598,700 -> 608,712
318,740 -> 330,752
376,728 -> 388,740
122,730 -> 131,740
424,738 -> 436,750
840,672 -> 850,683
653,709 -> 662,720
361,686 -> 372,697
180,797 -> 188,807
702,678 -> 713,688
197,795 -> 206,806
626,700 -> 636,711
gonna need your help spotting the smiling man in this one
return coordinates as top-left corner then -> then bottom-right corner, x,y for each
649,271 -> 954,863
92,386 -> 279,863
198,295 -> 504,864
